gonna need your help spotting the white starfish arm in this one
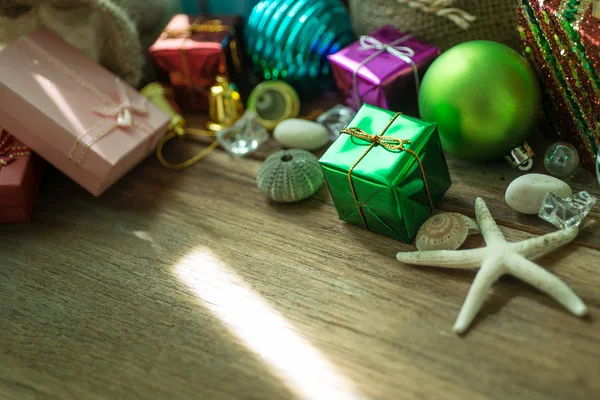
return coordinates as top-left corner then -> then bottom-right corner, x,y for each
475,197 -> 506,245
512,226 -> 579,260
505,254 -> 588,317
453,257 -> 505,334
396,248 -> 487,269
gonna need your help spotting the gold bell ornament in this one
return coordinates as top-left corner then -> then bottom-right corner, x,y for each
206,76 -> 244,131
141,82 -> 224,170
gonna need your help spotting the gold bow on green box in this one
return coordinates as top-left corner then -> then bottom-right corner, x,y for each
319,104 -> 452,242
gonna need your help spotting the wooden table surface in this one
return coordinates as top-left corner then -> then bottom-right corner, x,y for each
1,120 -> 599,399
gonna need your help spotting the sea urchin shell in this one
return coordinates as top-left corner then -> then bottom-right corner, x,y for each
415,213 -> 480,251
257,149 -> 324,203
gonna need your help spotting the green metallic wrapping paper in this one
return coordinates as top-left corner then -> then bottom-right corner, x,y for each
319,104 -> 452,242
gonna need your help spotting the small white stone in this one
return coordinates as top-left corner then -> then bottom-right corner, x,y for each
273,119 -> 329,151
505,173 -> 572,214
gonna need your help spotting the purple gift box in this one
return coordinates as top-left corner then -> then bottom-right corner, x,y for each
328,25 -> 440,113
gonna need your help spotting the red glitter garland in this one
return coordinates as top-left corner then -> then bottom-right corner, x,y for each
581,5 -> 600,77
519,0 -> 600,171
0,128 -> 30,168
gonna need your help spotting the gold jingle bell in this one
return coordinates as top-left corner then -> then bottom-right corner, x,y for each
207,76 -> 243,131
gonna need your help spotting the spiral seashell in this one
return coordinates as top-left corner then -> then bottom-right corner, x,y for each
415,213 -> 480,251
257,149 -> 324,203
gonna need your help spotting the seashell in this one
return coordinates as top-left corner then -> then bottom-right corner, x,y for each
257,149 -> 324,203
415,213 -> 480,251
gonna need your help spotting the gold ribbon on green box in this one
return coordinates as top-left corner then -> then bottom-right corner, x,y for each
319,104 -> 452,242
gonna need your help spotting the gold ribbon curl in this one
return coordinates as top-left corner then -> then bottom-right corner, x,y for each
156,127 -> 219,171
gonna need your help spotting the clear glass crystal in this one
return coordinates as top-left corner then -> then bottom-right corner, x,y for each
216,111 -> 269,156
316,105 -> 356,141
538,191 -> 597,229
543,142 -> 579,177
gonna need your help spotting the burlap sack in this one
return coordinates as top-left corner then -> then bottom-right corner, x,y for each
0,0 -> 178,86
349,0 -> 520,50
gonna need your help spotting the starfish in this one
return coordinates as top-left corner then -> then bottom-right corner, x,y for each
91,78 -> 148,129
396,197 -> 588,334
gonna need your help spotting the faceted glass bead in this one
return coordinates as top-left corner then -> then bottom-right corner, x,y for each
216,111 -> 269,156
543,142 -> 579,177
538,191 -> 597,229
316,105 -> 356,141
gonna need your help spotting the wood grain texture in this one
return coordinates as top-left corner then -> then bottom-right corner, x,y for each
0,353 -> 101,400
0,134 -> 599,399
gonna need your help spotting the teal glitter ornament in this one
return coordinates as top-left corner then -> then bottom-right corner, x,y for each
257,149 -> 324,202
246,0 -> 355,91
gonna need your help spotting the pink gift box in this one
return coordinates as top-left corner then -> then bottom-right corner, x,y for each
0,28 -> 170,197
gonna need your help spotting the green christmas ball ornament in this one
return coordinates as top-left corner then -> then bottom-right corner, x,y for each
418,41 -> 541,161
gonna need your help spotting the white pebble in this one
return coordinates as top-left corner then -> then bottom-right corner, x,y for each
505,173 -> 572,214
273,119 -> 329,151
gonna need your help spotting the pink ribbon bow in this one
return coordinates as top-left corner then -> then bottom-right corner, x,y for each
69,79 -> 151,165
91,79 -> 148,129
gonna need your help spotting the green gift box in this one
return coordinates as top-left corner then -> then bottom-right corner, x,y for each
319,104 -> 452,242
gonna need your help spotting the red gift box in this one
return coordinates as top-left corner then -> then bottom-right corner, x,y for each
149,15 -> 244,112
0,129 -> 44,223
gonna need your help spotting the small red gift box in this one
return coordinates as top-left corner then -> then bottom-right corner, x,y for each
149,15 -> 244,112
0,129 -> 44,223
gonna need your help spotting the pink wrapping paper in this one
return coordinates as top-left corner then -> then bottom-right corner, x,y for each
0,28 -> 170,197
328,25 -> 440,113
